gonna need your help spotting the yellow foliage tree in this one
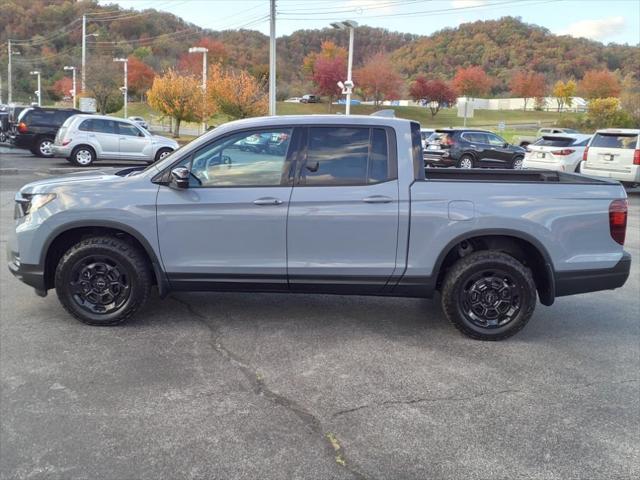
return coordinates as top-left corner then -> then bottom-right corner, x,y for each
552,79 -> 576,112
147,69 -> 203,137
207,64 -> 268,119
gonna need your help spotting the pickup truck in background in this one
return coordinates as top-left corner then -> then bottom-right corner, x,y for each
8,115 -> 631,340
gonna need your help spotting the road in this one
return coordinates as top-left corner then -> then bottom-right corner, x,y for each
1,148 -> 639,479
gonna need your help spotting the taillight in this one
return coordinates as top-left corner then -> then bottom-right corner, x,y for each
582,146 -> 589,162
443,136 -> 454,146
551,149 -> 575,156
633,149 -> 640,165
62,139 -> 71,146
609,199 -> 628,245
17,122 -> 27,133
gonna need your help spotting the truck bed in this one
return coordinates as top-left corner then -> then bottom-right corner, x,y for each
423,168 -> 613,184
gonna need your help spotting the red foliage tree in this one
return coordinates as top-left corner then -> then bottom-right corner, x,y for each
178,37 -> 227,77
312,56 -> 347,112
579,69 -> 621,99
409,75 -> 457,116
354,53 -> 403,106
452,66 -> 492,98
510,71 -> 547,110
51,77 -> 73,100
127,57 -> 155,101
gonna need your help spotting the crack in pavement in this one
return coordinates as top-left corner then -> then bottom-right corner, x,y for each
333,389 -> 522,418
332,379 -> 640,418
170,294 -> 369,480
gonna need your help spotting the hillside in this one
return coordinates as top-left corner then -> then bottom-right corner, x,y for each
1,1 -> 638,103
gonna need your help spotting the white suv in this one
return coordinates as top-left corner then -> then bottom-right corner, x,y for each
580,129 -> 640,186
52,114 -> 178,167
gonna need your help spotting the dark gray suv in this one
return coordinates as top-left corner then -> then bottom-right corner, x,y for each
424,128 -> 526,169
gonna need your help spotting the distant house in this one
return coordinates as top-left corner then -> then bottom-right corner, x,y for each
456,96 -> 587,112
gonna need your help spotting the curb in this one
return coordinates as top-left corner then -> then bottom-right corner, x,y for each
0,168 -> 102,175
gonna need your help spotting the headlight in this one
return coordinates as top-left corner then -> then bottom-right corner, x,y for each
14,193 -> 57,218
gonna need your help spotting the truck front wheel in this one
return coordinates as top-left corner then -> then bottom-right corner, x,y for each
55,236 -> 152,326
440,251 -> 536,340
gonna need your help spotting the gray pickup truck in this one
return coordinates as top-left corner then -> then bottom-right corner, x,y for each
8,115 -> 631,340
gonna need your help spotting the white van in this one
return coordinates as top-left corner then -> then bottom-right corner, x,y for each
580,129 -> 640,186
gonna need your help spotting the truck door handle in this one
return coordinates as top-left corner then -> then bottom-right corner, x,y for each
253,197 -> 283,206
362,195 -> 393,204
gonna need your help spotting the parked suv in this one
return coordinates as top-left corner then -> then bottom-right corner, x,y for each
523,134 -> 591,172
580,129 -> 640,187
424,128 -> 526,169
300,94 -> 319,103
13,107 -> 82,157
52,114 -> 178,166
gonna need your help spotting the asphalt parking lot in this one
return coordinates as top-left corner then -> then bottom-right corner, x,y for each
1,147 -> 639,480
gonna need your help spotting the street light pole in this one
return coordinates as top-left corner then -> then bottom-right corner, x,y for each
81,15 -> 99,94
113,58 -> 128,118
30,71 -> 41,106
331,20 -> 357,115
8,41 -> 20,104
64,66 -> 77,109
189,46 -> 209,133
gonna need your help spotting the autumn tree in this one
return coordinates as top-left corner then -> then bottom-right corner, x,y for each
85,57 -> 123,114
147,70 -> 201,137
452,66 -> 492,98
510,71 -> 546,110
552,79 -> 576,112
620,75 -> 640,124
51,77 -> 72,101
409,76 -> 457,117
207,63 -> 268,119
586,98 -> 633,129
354,53 -> 403,106
303,41 -> 348,112
579,69 -> 621,99
127,57 -> 155,101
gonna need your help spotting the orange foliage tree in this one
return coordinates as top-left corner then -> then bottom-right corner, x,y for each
207,64 -> 268,119
127,57 -> 155,101
354,53 -> 403,106
452,66 -> 492,98
579,69 -> 621,99
51,77 -> 72,100
510,71 -> 547,110
147,70 -> 202,137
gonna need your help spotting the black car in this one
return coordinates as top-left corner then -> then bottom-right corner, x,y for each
13,107 -> 82,157
424,128 -> 526,169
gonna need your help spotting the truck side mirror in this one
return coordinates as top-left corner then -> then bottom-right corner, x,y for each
170,167 -> 190,189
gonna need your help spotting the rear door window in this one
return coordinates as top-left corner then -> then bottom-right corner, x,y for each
591,133 -> 638,149
302,127 -> 394,186
93,119 -> 117,135
26,110 -> 56,125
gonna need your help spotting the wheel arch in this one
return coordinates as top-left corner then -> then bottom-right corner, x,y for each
433,229 -> 555,306
41,221 -> 169,297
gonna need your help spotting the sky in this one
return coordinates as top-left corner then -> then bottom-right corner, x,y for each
99,0 -> 640,45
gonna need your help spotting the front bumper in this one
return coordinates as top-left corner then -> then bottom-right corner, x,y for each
554,251 -> 631,297
7,249 -> 46,292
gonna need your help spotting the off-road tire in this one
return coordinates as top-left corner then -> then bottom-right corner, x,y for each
55,236 -> 152,326
441,250 -> 536,341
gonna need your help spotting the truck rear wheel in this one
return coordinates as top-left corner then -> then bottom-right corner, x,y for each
55,236 -> 152,326
440,251 -> 536,340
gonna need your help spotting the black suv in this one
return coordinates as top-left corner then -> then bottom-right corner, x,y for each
13,107 -> 82,157
424,128 -> 526,169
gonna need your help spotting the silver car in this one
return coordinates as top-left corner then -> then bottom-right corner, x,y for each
52,114 -> 178,166
128,116 -> 149,130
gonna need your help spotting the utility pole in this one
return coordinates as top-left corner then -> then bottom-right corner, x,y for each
113,58 -> 128,118
8,40 -> 12,104
81,14 -> 86,93
30,71 -> 41,106
331,20 -> 357,115
189,46 -> 208,133
269,0 -> 276,115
